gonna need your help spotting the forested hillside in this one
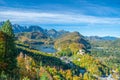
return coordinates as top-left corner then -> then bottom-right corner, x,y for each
54,32 -> 91,56
0,20 -> 119,80
90,38 -> 120,79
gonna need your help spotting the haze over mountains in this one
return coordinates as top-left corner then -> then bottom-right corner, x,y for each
0,21 -> 118,41
86,36 -> 118,41
0,22 -> 69,38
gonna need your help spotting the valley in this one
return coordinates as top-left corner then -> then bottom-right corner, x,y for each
0,20 -> 120,80
0,0 -> 120,80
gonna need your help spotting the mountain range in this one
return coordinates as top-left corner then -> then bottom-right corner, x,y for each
0,21 -> 118,41
0,22 -> 69,39
86,36 -> 118,41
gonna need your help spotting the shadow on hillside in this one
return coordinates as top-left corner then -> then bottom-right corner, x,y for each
17,47 -> 86,75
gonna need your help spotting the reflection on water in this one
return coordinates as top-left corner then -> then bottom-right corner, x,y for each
32,44 -> 57,53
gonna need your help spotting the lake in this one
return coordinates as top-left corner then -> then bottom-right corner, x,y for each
32,44 -> 57,53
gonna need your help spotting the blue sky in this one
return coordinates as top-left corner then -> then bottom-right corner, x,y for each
0,0 -> 120,37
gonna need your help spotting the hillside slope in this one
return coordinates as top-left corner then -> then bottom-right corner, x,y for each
55,32 -> 91,52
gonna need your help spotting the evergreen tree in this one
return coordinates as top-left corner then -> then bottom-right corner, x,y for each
0,31 -> 6,72
0,31 -> 6,57
0,20 -> 17,74
1,20 -> 14,37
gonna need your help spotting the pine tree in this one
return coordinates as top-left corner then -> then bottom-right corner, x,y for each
0,31 -> 6,57
1,20 -> 14,37
0,31 -> 7,72
1,20 -> 17,74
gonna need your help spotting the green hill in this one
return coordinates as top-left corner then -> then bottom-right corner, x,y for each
55,32 -> 91,52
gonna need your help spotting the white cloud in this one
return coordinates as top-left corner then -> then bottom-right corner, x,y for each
0,10 -> 120,25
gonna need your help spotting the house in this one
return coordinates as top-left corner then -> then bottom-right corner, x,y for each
77,49 -> 85,55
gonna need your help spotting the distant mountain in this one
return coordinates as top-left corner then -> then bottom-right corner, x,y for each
13,25 -> 46,33
86,36 -> 118,41
0,22 -> 45,33
25,25 -> 46,33
12,24 -> 69,38
102,36 -> 118,41
47,29 -> 60,38
16,32 -> 48,40
13,24 -> 27,33
47,29 -> 69,38
0,22 -> 69,39
0,22 -> 27,33
58,30 -> 69,35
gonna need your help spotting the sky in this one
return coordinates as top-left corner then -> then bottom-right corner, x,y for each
0,0 -> 120,37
